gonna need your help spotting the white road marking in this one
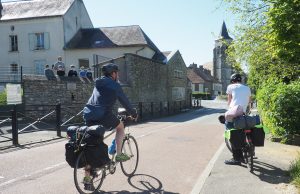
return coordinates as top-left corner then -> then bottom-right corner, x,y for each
0,162 -> 66,188
0,176 -> 4,179
190,143 -> 225,194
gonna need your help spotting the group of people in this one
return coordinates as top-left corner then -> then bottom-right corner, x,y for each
44,56 -> 93,80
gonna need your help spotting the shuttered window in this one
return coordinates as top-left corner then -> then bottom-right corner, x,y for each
29,32 -> 50,50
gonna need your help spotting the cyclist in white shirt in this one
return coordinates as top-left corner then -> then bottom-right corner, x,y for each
225,73 -> 251,165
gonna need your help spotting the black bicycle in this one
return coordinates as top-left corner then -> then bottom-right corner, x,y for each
73,109 -> 139,194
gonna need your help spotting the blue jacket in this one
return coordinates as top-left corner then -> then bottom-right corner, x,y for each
83,76 -> 135,121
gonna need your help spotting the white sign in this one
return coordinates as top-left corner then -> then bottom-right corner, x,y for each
6,84 -> 22,104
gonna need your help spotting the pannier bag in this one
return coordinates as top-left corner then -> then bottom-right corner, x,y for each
66,126 -> 79,141
251,127 -> 265,147
233,115 -> 260,130
65,142 -> 84,168
229,129 -> 246,149
77,125 -> 106,145
85,142 -> 110,168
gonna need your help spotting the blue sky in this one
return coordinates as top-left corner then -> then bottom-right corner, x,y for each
2,0 -> 236,66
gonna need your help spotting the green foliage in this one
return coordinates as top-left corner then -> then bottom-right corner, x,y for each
192,92 -> 212,100
289,155 -> 300,189
257,80 -> 300,136
0,91 -> 7,105
221,0 -> 300,91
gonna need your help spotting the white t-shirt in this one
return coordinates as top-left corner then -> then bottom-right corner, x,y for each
226,83 -> 251,113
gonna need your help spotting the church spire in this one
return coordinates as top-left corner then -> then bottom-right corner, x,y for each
219,21 -> 232,40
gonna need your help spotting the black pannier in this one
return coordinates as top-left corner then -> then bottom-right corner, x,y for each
230,129 -> 245,149
251,127 -> 265,147
85,142 -> 110,168
65,142 -> 84,168
78,125 -> 106,145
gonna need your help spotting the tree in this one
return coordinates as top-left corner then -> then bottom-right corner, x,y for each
221,0 -> 300,90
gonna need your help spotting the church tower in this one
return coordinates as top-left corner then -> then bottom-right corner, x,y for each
213,21 -> 233,94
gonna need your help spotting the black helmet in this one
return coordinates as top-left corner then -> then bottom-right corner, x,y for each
102,63 -> 118,75
230,73 -> 242,83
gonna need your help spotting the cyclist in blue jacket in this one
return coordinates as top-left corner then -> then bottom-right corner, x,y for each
83,63 -> 137,162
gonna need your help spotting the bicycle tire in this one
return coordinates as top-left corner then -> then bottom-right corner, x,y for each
248,145 -> 254,172
74,151 -> 105,194
120,135 -> 139,177
225,138 -> 232,153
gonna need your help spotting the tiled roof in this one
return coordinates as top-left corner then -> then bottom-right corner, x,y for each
65,25 -> 166,62
0,0 -> 74,21
187,69 -> 204,84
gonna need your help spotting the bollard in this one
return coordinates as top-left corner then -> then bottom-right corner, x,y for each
11,105 -> 18,145
159,102 -> 163,116
138,102 -> 143,121
150,102 -> 154,116
56,103 -> 61,137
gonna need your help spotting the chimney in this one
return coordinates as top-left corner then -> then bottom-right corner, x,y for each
0,0 -> 3,19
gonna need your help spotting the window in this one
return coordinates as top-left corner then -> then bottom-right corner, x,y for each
10,64 -> 18,74
174,70 -> 183,78
9,35 -> 18,52
194,83 -> 199,91
78,59 -> 89,69
29,32 -> 50,50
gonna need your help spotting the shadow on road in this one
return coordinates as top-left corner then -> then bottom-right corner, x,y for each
146,108 -> 227,123
252,161 -> 290,184
98,174 -> 179,194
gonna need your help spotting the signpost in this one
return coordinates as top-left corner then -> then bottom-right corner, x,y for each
6,84 -> 22,104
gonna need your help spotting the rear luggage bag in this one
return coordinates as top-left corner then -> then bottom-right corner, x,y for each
85,142 -> 110,168
251,127 -> 265,147
229,129 -> 245,149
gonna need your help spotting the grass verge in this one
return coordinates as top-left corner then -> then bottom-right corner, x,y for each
289,154 -> 300,191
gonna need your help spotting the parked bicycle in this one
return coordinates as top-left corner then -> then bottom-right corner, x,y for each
72,108 -> 139,194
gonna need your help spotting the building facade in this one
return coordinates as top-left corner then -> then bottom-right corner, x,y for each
213,21 -> 233,94
0,0 -> 93,79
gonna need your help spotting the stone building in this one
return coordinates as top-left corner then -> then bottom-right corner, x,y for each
213,21 -> 233,93
187,63 -> 221,95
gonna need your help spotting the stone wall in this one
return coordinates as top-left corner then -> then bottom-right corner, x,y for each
22,54 -> 190,121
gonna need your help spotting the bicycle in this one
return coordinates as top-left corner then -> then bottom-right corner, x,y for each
73,108 -> 139,194
225,126 -> 255,172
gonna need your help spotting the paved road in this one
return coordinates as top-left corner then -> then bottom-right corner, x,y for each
0,107 -> 226,194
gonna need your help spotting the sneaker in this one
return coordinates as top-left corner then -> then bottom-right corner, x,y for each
115,153 -> 130,162
83,176 -> 95,191
224,158 -> 241,165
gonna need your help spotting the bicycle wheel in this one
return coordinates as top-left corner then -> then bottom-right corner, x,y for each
74,151 -> 105,194
120,135 -> 139,177
248,145 -> 254,172
225,138 -> 232,153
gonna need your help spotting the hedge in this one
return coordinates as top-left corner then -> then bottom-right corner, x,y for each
257,80 -> 300,136
0,91 -> 6,105
192,92 -> 212,100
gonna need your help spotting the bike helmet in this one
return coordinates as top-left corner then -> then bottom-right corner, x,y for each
101,63 -> 119,76
230,73 -> 242,83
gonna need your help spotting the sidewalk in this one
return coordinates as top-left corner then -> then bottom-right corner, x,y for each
197,138 -> 299,194
194,99 -> 300,194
